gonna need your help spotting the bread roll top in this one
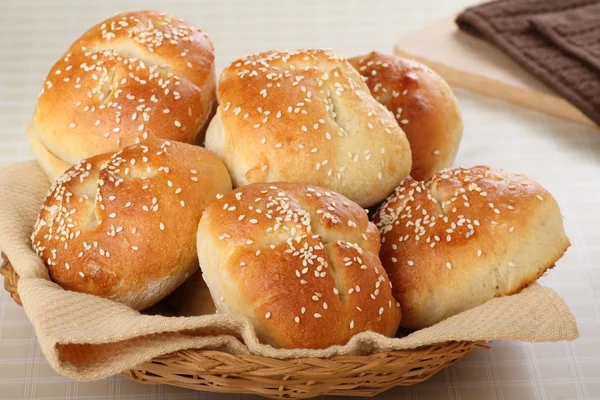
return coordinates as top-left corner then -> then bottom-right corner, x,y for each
30,11 -> 216,180
197,182 -> 401,349
205,48 -> 412,208
32,138 -> 232,310
374,166 -> 570,329
349,52 -> 463,181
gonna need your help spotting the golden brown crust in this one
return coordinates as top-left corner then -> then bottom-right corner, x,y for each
31,138 -> 232,310
205,49 -> 412,208
197,182 -> 401,349
31,11 -> 216,177
349,52 -> 463,181
373,166 -> 570,329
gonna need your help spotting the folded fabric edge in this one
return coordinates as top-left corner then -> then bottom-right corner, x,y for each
455,9 -> 600,127
33,283 -> 578,381
530,6 -> 600,71
0,160 -> 51,280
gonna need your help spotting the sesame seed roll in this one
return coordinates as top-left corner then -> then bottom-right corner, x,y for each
374,166 -> 570,330
28,11 -> 217,181
31,138 -> 232,310
205,49 -> 412,208
349,52 -> 463,181
197,182 -> 401,349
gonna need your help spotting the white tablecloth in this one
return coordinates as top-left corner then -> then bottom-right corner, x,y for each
1,0 -> 599,399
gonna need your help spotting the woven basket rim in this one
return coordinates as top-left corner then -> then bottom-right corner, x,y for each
0,252 -> 486,398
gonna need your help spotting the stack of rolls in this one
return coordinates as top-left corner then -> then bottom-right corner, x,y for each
28,10 -> 570,350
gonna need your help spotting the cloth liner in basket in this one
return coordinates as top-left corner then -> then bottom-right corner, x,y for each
0,161 -> 578,383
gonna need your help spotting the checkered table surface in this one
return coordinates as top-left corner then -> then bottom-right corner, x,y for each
1,0 -> 599,399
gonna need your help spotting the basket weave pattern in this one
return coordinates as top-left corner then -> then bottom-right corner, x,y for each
0,255 -> 484,398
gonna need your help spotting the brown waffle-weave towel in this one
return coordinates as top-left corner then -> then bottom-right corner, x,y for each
456,0 -> 600,127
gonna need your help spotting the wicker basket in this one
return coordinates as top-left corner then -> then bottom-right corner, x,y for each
0,255 -> 485,398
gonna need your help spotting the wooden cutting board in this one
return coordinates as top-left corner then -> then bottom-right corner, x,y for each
394,17 -> 596,128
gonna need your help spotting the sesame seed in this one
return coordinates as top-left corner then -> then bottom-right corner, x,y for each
508,262 -> 516,267
159,222 -> 165,230
537,195 -> 544,201
314,313 -> 322,318
265,312 -> 271,319
379,307 -> 384,315
446,262 -> 452,269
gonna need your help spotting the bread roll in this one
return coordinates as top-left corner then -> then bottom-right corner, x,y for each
31,139 -> 232,310
373,166 -> 570,329
29,11 -> 217,180
197,182 -> 401,349
349,52 -> 463,181
205,49 -> 412,208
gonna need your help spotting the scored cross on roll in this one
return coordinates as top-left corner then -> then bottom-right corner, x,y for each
28,11 -> 217,181
197,182 -> 401,349
374,166 -> 570,330
31,139 -> 231,310
205,49 -> 413,208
